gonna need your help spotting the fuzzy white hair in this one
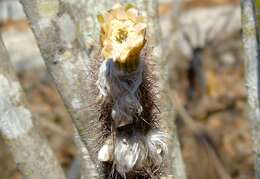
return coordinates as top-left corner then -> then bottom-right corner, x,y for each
112,130 -> 168,177
114,131 -> 147,176
97,58 -> 143,127
146,130 -> 168,167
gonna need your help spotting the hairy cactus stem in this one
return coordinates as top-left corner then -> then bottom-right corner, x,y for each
96,3 -> 168,179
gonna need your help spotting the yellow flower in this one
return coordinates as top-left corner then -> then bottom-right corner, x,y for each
98,4 -> 146,71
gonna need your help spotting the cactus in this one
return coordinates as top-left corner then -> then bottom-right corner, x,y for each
96,4 -> 168,178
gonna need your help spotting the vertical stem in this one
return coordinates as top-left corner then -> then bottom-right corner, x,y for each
0,35 -> 65,179
20,0 -> 104,177
74,130 -> 100,179
241,0 -> 260,178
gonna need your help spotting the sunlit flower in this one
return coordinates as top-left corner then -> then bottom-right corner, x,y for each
98,3 -> 146,71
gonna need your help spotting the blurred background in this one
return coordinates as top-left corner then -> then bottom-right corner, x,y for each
0,0 -> 253,179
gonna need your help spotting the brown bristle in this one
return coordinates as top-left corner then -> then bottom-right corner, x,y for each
138,62 -> 160,132
103,162 -> 152,179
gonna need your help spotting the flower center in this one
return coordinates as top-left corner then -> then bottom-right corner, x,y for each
116,28 -> 128,43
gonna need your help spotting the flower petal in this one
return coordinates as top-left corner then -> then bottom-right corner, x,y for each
97,3 -> 147,71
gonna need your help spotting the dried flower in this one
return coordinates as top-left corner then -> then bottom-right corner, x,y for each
97,4 -> 146,71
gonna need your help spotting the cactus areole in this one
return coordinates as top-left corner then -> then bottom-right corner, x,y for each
96,4 -> 168,179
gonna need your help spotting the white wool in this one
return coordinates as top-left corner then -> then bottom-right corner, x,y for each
146,130 -> 168,166
113,130 -> 168,176
114,132 -> 147,176
98,137 -> 114,162
96,58 -> 143,127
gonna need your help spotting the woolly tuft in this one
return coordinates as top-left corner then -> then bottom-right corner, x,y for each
97,58 -> 143,127
95,52 -> 168,178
